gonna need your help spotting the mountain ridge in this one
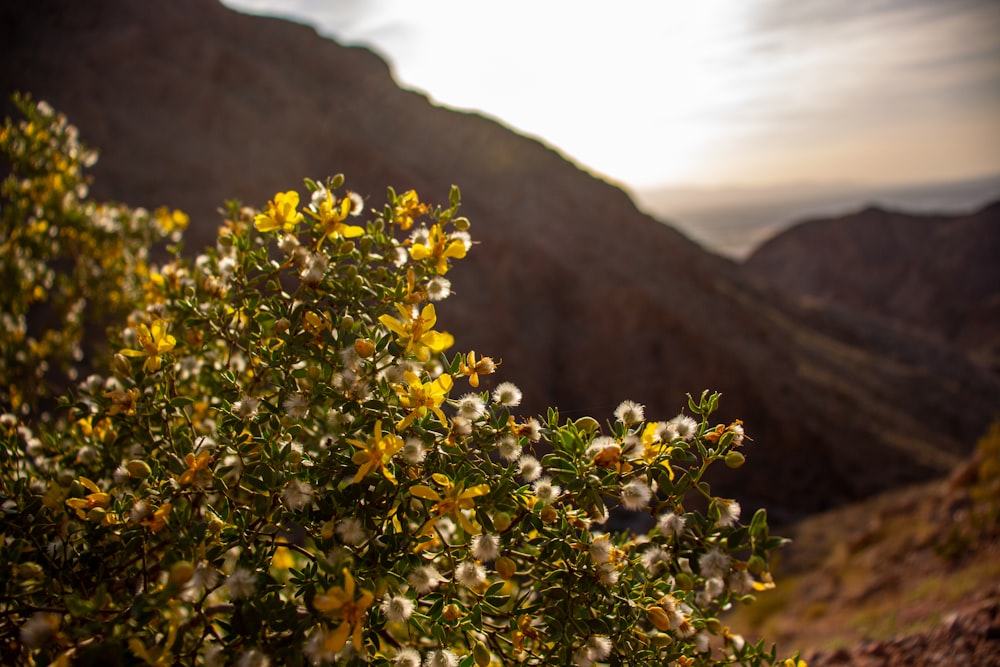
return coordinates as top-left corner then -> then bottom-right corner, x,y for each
744,201 -> 1000,373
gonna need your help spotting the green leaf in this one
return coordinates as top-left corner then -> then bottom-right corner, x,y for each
650,466 -> 675,495
484,581 -> 506,598
749,508 -> 768,538
170,396 -> 194,409
726,527 -> 749,549
64,593 -> 95,618
469,603 -> 482,630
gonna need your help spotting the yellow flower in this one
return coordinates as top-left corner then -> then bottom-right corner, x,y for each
303,310 -> 332,339
120,319 -> 176,372
392,371 -> 453,431
640,422 -> 675,481
254,190 -> 304,233
65,477 -> 111,519
307,189 -> 364,245
271,545 -> 295,570
348,420 -> 404,484
392,189 -> 427,230
104,387 -> 140,416
401,268 -> 427,304
177,451 -> 212,486
378,303 -> 454,361
459,351 -> 499,388
141,503 -> 172,532
409,223 -> 467,274
411,472 -> 490,536
313,569 -> 374,656
153,206 -> 189,232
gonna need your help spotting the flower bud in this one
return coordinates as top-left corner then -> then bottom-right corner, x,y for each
169,560 -> 195,587
492,512 -> 512,532
646,606 -> 673,631
126,459 -> 152,479
539,505 -> 557,524
339,240 -> 355,254
748,555 -> 767,576
495,556 -> 516,580
675,572 -> 695,591
473,642 -> 491,667
651,633 -> 674,648
18,562 -> 43,580
341,314 -> 355,330
574,416 -> 600,433
353,338 -> 376,358
453,216 -> 471,231
112,353 -> 131,376
321,518 -> 336,540
442,603 -> 462,621
724,450 -> 746,469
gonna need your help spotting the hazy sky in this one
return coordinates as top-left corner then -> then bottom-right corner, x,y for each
221,0 -> 1000,193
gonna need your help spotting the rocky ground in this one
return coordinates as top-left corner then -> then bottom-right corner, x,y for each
803,595 -> 999,667
726,449 -> 1000,666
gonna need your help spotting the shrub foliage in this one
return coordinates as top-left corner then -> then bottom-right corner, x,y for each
0,96 -> 801,666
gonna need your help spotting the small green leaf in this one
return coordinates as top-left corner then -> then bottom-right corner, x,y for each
749,508 -> 768,538
64,593 -> 95,618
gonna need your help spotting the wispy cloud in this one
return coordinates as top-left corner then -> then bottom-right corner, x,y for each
221,0 -> 1000,188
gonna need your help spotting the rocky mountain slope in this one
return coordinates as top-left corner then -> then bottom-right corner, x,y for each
3,0 -> 999,521
745,203 -> 1000,373
726,434 -> 1000,665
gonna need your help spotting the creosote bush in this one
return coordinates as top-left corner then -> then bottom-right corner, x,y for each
0,97 -> 805,666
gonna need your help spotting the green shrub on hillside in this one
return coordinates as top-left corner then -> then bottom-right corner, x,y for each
0,96 -> 803,667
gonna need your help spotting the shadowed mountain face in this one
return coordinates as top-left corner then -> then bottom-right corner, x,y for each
3,0 -> 998,521
744,203 -> 1000,373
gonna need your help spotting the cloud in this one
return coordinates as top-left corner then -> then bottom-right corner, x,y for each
220,0 -> 1000,188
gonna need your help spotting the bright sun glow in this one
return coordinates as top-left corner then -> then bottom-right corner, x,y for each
222,0 -> 1000,192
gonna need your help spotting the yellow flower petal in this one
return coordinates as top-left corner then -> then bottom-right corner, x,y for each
410,485 -> 441,501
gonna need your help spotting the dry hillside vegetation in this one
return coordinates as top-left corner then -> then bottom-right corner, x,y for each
727,426 -> 1000,665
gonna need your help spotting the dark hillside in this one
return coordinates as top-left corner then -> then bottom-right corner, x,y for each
745,203 -> 1000,372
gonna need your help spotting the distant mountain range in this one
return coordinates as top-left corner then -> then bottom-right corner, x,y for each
633,175 -> 1000,259
3,0 -> 998,521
